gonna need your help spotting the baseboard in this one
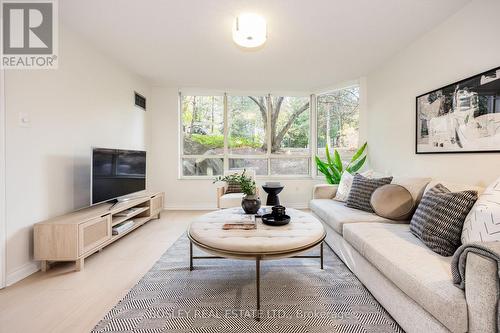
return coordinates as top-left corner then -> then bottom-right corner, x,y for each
6,261 -> 39,286
164,202 -> 309,211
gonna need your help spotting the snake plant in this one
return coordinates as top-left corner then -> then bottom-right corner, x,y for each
315,142 -> 367,184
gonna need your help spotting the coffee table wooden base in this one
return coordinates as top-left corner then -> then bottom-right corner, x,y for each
188,236 -> 325,321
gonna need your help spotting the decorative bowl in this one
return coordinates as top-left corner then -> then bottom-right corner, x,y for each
262,213 -> 290,226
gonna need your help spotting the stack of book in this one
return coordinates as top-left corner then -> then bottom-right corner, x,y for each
112,220 -> 135,235
222,214 -> 256,230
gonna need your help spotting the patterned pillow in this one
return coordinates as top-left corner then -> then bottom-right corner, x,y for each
345,174 -> 393,212
410,184 -> 478,256
462,177 -> 500,243
335,170 -> 378,202
334,171 -> 354,202
225,180 -> 242,194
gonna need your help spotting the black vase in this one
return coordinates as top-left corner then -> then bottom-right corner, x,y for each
241,195 -> 261,214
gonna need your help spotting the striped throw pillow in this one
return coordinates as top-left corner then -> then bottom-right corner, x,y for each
410,184 -> 478,256
345,174 -> 393,212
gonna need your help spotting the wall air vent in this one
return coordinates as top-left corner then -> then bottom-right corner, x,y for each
134,92 -> 146,110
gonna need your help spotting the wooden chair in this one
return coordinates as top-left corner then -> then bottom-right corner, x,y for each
216,169 -> 257,209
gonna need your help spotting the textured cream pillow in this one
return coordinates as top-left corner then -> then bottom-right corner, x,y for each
334,171 -> 353,202
462,177 -> 500,243
370,184 -> 414,220
334,170 -> 383,202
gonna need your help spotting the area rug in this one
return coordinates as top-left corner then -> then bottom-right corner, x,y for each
92,234 -> 404,333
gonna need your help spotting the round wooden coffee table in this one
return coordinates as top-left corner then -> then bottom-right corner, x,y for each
187,207 -> 326,320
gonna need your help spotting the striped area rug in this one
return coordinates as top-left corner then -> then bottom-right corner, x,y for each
92,234 -> 404,333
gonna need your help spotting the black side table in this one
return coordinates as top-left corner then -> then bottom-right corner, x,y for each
262,185 -> 284,206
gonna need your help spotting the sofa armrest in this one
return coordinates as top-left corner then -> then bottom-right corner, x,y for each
465,252 -> 499,333
313,184 -> 338,199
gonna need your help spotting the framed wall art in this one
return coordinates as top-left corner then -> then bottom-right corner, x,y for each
416,66 -> 500,154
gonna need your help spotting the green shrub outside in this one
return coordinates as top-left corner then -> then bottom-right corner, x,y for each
191,134 -> 261,149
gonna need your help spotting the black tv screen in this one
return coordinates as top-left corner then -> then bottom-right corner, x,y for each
91,148 -> 146,204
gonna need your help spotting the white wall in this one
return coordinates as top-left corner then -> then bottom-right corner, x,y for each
149,87 -> 324,210
367,0 -> 500,187
4,25 -> 151,285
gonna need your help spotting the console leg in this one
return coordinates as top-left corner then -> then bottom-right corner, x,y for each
41,260 -> 48,272
189,241 -> 193,271
320,242 -> 324,270
256,257 -> 261,321
75,258 -> 84,271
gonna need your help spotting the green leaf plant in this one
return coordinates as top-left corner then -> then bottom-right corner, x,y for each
315,142 -> 367,184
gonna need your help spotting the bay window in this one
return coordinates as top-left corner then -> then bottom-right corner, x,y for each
316,85 -> 360,160
180,85 -> 359,178
227,96 -> 267,155
181,95 -> 224,176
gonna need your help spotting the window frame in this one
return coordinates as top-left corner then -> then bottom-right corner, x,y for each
178,84 -> 359,180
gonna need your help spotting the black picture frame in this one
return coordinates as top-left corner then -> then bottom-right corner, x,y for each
415,66 -> 500,154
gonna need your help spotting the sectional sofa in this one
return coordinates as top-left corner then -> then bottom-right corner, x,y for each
310,177 -> 498,333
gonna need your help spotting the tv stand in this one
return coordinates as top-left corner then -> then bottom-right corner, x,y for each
34,192 -> 165,272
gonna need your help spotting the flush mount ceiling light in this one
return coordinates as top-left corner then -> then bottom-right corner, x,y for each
232,13 -> 267,48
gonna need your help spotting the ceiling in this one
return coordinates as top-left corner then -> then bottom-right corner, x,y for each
60,0 -> 470,91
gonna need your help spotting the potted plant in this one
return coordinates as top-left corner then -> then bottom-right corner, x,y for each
315,142 -> 367,184
214,170 -> 261,214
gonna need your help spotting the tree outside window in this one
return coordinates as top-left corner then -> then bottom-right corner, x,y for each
317,86 -> 360,160
180,87 -> 359,177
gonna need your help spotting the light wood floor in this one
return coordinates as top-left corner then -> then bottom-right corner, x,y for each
0,210 -> 204,333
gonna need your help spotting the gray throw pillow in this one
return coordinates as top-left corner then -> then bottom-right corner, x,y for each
345,174 -> 393,212
410,184 -> 478,256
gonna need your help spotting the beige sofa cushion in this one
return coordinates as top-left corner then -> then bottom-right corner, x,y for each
391,176 -> 431,204
343,223 -> 467,333
424,180 -> 484,195
309,199 -> 403,235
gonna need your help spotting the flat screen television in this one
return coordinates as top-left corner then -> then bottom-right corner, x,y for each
91,148 -> 146,205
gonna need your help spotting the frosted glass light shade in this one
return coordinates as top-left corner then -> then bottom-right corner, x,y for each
232,13 -> 267,48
